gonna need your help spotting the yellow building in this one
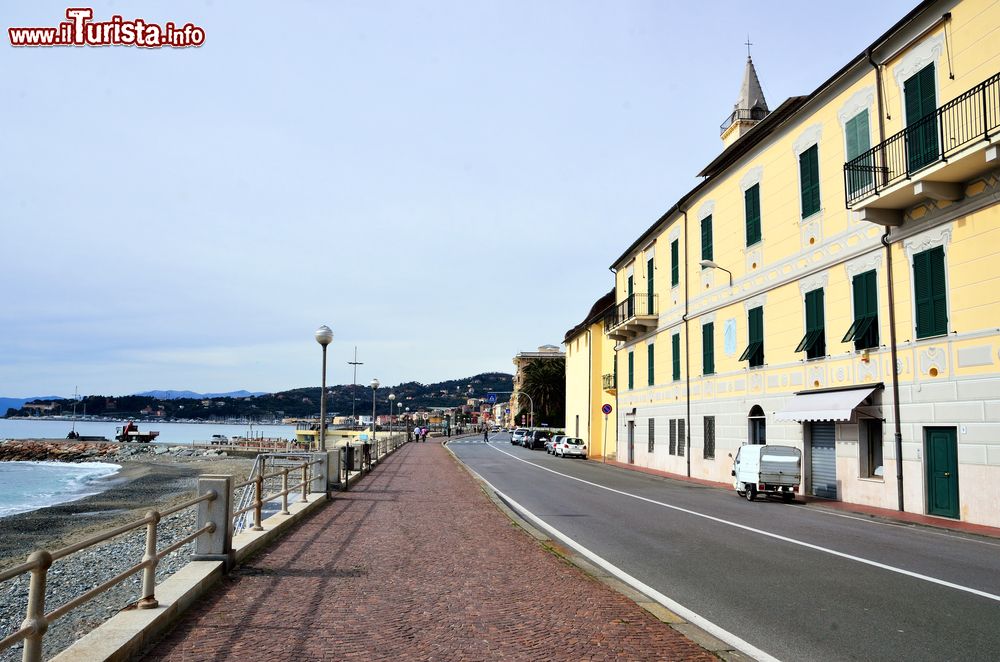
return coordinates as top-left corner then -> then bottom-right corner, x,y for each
563,290 -> 616,457
603,0 -> 1000,527
511,345 -> 564,428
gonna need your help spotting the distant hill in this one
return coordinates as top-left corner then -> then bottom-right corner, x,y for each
4,373 -> 513,420
134,389 -> 269,400
1,396 -> 64,416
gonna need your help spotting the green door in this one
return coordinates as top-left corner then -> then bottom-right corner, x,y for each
905,64 -> 939,173
925,427 -> 959,519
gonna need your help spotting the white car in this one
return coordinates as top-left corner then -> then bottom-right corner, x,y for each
511,428 -> 529,445
546,435 -> 565,454
555,437 -> 587,458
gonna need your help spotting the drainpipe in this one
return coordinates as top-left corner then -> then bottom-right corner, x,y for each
609,266 -> 619,464
681,206 -> 692,477
870,48 -> 904,512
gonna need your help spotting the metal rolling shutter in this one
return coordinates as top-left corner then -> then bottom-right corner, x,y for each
809,423 -> 837,499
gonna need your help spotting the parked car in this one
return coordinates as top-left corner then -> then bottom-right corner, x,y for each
524,430 -> 550,450
555,437 -> 587,458
732,444 -> 801,502
546,435 -> 565,454
511,428 -> 529,445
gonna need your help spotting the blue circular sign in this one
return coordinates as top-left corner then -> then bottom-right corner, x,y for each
601,404 -> 613,415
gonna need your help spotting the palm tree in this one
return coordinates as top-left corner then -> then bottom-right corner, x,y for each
520,358 -> 565,426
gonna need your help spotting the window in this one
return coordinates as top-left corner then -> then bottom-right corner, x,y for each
739,306 -> 764,367
748,405 -> 766,445
701,215 -> 713,262
626,274 -> 634,318
860,419 -> 884,479
795,289 -> 826,359
843,269 -> 879,350
647,343 -> 655,386
799,144 -> 821,218
845,110 -> 872,194
670,239 -> 679,287
671,333 -> 681,381
905,63 -> 938,172
669,419 -> 677,455
677,418 -> 685,457
913,246 -> 948,338
702,322 -> 715,375
745,184 -> 762,246
646,257 -> 655,314
627,351 -> 634,390
648,418 -> 655,453
703,416 -> 716,460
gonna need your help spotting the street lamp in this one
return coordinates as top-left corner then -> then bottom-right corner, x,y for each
405,406 -> 410,440
370,378 -> 379,441
388,393 -> 396,444
314,325 -> 334,451
699,259 -> 733,287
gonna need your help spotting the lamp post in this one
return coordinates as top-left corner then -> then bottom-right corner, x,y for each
699,259 -> 733,287
314,325 -> 334,451
370,378 -> 379,442
388,393 -> 396,446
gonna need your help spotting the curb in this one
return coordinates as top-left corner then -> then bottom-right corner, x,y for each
444,442 -> 754,662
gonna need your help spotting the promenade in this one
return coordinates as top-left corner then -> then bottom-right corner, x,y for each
144,441 -> 715,660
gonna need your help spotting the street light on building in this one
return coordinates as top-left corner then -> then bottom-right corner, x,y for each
369,378 -> 380,441
314,325 -> 334,451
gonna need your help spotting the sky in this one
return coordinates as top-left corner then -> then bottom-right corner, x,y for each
1,0 -> 919,398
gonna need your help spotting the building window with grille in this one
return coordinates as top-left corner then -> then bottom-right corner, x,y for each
796,288 -> 826,359
677,418 -> 685,457
669,419 -> 677,455
648,418 -> 655,453
703,416 -> 716,459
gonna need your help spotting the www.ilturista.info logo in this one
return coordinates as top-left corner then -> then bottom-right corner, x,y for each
8,8 -> 205,48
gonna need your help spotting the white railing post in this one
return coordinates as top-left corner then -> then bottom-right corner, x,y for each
137,510 -> 160,609
21,550 -> 51,662
192,475 -> 233,569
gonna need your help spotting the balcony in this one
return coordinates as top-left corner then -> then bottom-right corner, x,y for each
844,72 -> 1000,221
604,293 -> 658,342
602,373 -> 616,394
720,107 -> 768,134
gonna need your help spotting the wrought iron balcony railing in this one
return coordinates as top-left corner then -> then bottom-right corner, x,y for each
844,71 -> 1000,207
720,107 -> 769,133
604,293 -> 657,334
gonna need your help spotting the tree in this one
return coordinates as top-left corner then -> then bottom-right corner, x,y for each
520,358 -> 565,426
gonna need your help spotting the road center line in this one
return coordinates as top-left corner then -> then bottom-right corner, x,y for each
480,442 -> 1000,604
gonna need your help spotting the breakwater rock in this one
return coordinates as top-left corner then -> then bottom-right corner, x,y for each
0,440 -> 139,463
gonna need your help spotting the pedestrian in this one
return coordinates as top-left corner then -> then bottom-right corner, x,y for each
421,428 -> 428,442
483,428 -> 489,442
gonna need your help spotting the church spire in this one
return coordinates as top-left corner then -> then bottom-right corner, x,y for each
720,43 -> 770,147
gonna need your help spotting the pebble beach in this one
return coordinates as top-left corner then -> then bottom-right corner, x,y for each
0,440 -> 256,661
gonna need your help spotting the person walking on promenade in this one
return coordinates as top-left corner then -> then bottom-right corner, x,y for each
483,428 -> 489,442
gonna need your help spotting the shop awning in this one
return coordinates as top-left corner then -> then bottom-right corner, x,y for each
775,386 -> 878,422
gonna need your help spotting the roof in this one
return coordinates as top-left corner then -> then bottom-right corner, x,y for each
736,56 -> 768,113
563,289 -> 615,343
609,0 -> 939,271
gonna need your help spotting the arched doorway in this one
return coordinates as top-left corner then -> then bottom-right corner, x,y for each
748,405 -> 766,445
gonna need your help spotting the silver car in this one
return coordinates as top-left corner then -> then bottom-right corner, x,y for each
511,428 -> 529,445
555,437 -> 587,458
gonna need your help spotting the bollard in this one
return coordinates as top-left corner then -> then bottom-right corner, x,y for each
21,550 -> 52,662
137,510 -> 161,609
280,468 -> 290,515
193,475 -> 233,567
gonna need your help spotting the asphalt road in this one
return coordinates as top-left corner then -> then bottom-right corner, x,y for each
449,432 -> 1000,662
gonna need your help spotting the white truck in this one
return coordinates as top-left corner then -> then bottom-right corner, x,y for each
732,444 -> 801,502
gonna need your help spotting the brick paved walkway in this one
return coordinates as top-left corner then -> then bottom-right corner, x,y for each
144,442 -> 715,661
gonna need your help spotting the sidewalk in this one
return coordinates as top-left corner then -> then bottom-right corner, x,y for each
143,442 -> 715,661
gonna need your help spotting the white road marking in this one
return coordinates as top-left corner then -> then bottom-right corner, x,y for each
464,468 -> 781,662
475,443 -> 1000,604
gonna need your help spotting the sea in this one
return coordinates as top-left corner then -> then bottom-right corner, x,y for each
0,419 -> 298,520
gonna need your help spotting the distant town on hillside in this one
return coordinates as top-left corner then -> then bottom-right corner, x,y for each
3,373 -> 514,421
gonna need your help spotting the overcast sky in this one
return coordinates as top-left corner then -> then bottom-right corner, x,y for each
1,0 -> 917,398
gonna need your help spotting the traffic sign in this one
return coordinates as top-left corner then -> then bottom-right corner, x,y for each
486,393 -> 498,404
505,408 -> 510,414
601,404 -> 613,415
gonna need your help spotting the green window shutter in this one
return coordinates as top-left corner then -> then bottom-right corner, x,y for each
701,215 -> 713,262
672,333 -> 680,381
748,307 -> 764,367
626,275 -> 634,318
647,343 -> 655,386
845,111 -> 872,194
702,322 -> 715,375
745,184 -> 761,246
646,259 -> 654,314
930,247 -> 948,336
914,247 -> 947,338
671,239 -> 679,287
905,64 -> 939,171
628,351 -> 634,389
800,145 -> 820,218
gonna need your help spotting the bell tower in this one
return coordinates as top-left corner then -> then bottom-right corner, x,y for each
720,41 -> 769,148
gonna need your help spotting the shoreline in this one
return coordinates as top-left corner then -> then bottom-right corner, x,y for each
0,445 -> 255,570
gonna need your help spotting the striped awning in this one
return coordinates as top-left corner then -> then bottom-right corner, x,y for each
775,386 -> 877,422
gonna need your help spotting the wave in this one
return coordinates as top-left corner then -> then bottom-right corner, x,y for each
0,461 -> 122,519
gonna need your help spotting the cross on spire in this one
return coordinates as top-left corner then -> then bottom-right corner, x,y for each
745,35 -> 753,59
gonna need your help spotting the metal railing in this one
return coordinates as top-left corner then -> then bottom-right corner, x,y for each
232,455 -> 321,534
604,293 -> 657,333
845,71 -> 1000,207
720,107 -> 768,133
0,491 -> 218,661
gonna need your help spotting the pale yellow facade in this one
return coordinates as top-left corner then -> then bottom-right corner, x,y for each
564,293 -> 617,458
601,0 -> 1000,527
